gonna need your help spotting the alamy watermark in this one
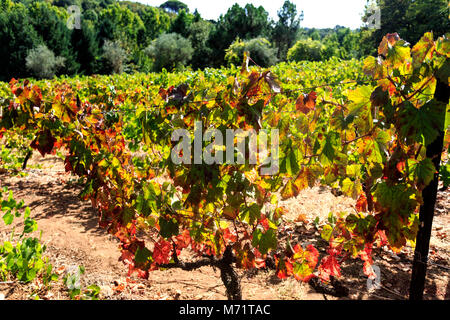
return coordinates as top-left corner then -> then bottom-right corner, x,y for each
366,264 -> 381,291
365,3 -> 381,30
65,265 -> 82,290
171,121 -> 279,175
67,5 -> 81,30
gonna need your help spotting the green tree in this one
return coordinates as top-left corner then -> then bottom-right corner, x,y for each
287,39 -> 325,62
84,9 -> 99,23
0,0 -> 40,81
27,1 -> 79,75
146,33 -> 193,71
97,4 -> 145,70
363,0 -> 449,49
102,40 -> 128,74
192,9 -> 201,22
120,3 -> 171,45
208,3 -> 272,66
52,0 -> 114,10
188,20 -> 213,69
25,44 -> 66,79
71,19 -> 99,75
170,9 -> 193,38
225,38 -> 278,67
322,27 -> 362,60
160,0 -> 189,13
272,0 -> 303,60
98,4 -> 145,45
138,6 -> 171,45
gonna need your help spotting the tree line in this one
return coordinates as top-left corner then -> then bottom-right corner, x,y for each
0,0 -> 448,80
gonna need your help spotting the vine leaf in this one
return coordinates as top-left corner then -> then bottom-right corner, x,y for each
281,179 -> 299,200
378,33 -> 400,56
159,216 -> 179,239
363,56 -> 384,78
251,227 -> 277,255
292,244 -> 319,282
153,240 -> 172,265
318,254 -> 341,282
264,71 -> 281,93
413,158 -> 436,189
397,100 -> 444,146
411,32 -> 435,68
30,130 -> 56,157
296,91 -> 317,114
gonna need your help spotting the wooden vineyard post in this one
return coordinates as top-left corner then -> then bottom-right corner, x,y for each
409,77 -> 449,300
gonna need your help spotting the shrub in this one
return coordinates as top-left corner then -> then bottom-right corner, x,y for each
225,37 -> 278,67
25,45 -> 65,79
188,20 -> 213,69
287,39 -> 325,62
102,40 -> 128,74
146,33 -> 193,71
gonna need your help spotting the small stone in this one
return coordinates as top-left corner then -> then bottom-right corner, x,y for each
99,285 -> 113,297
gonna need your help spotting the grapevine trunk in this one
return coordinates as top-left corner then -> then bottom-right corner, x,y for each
409,77 -> 450,300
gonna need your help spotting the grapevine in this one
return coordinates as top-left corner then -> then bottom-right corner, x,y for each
0,32 -> 448,299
